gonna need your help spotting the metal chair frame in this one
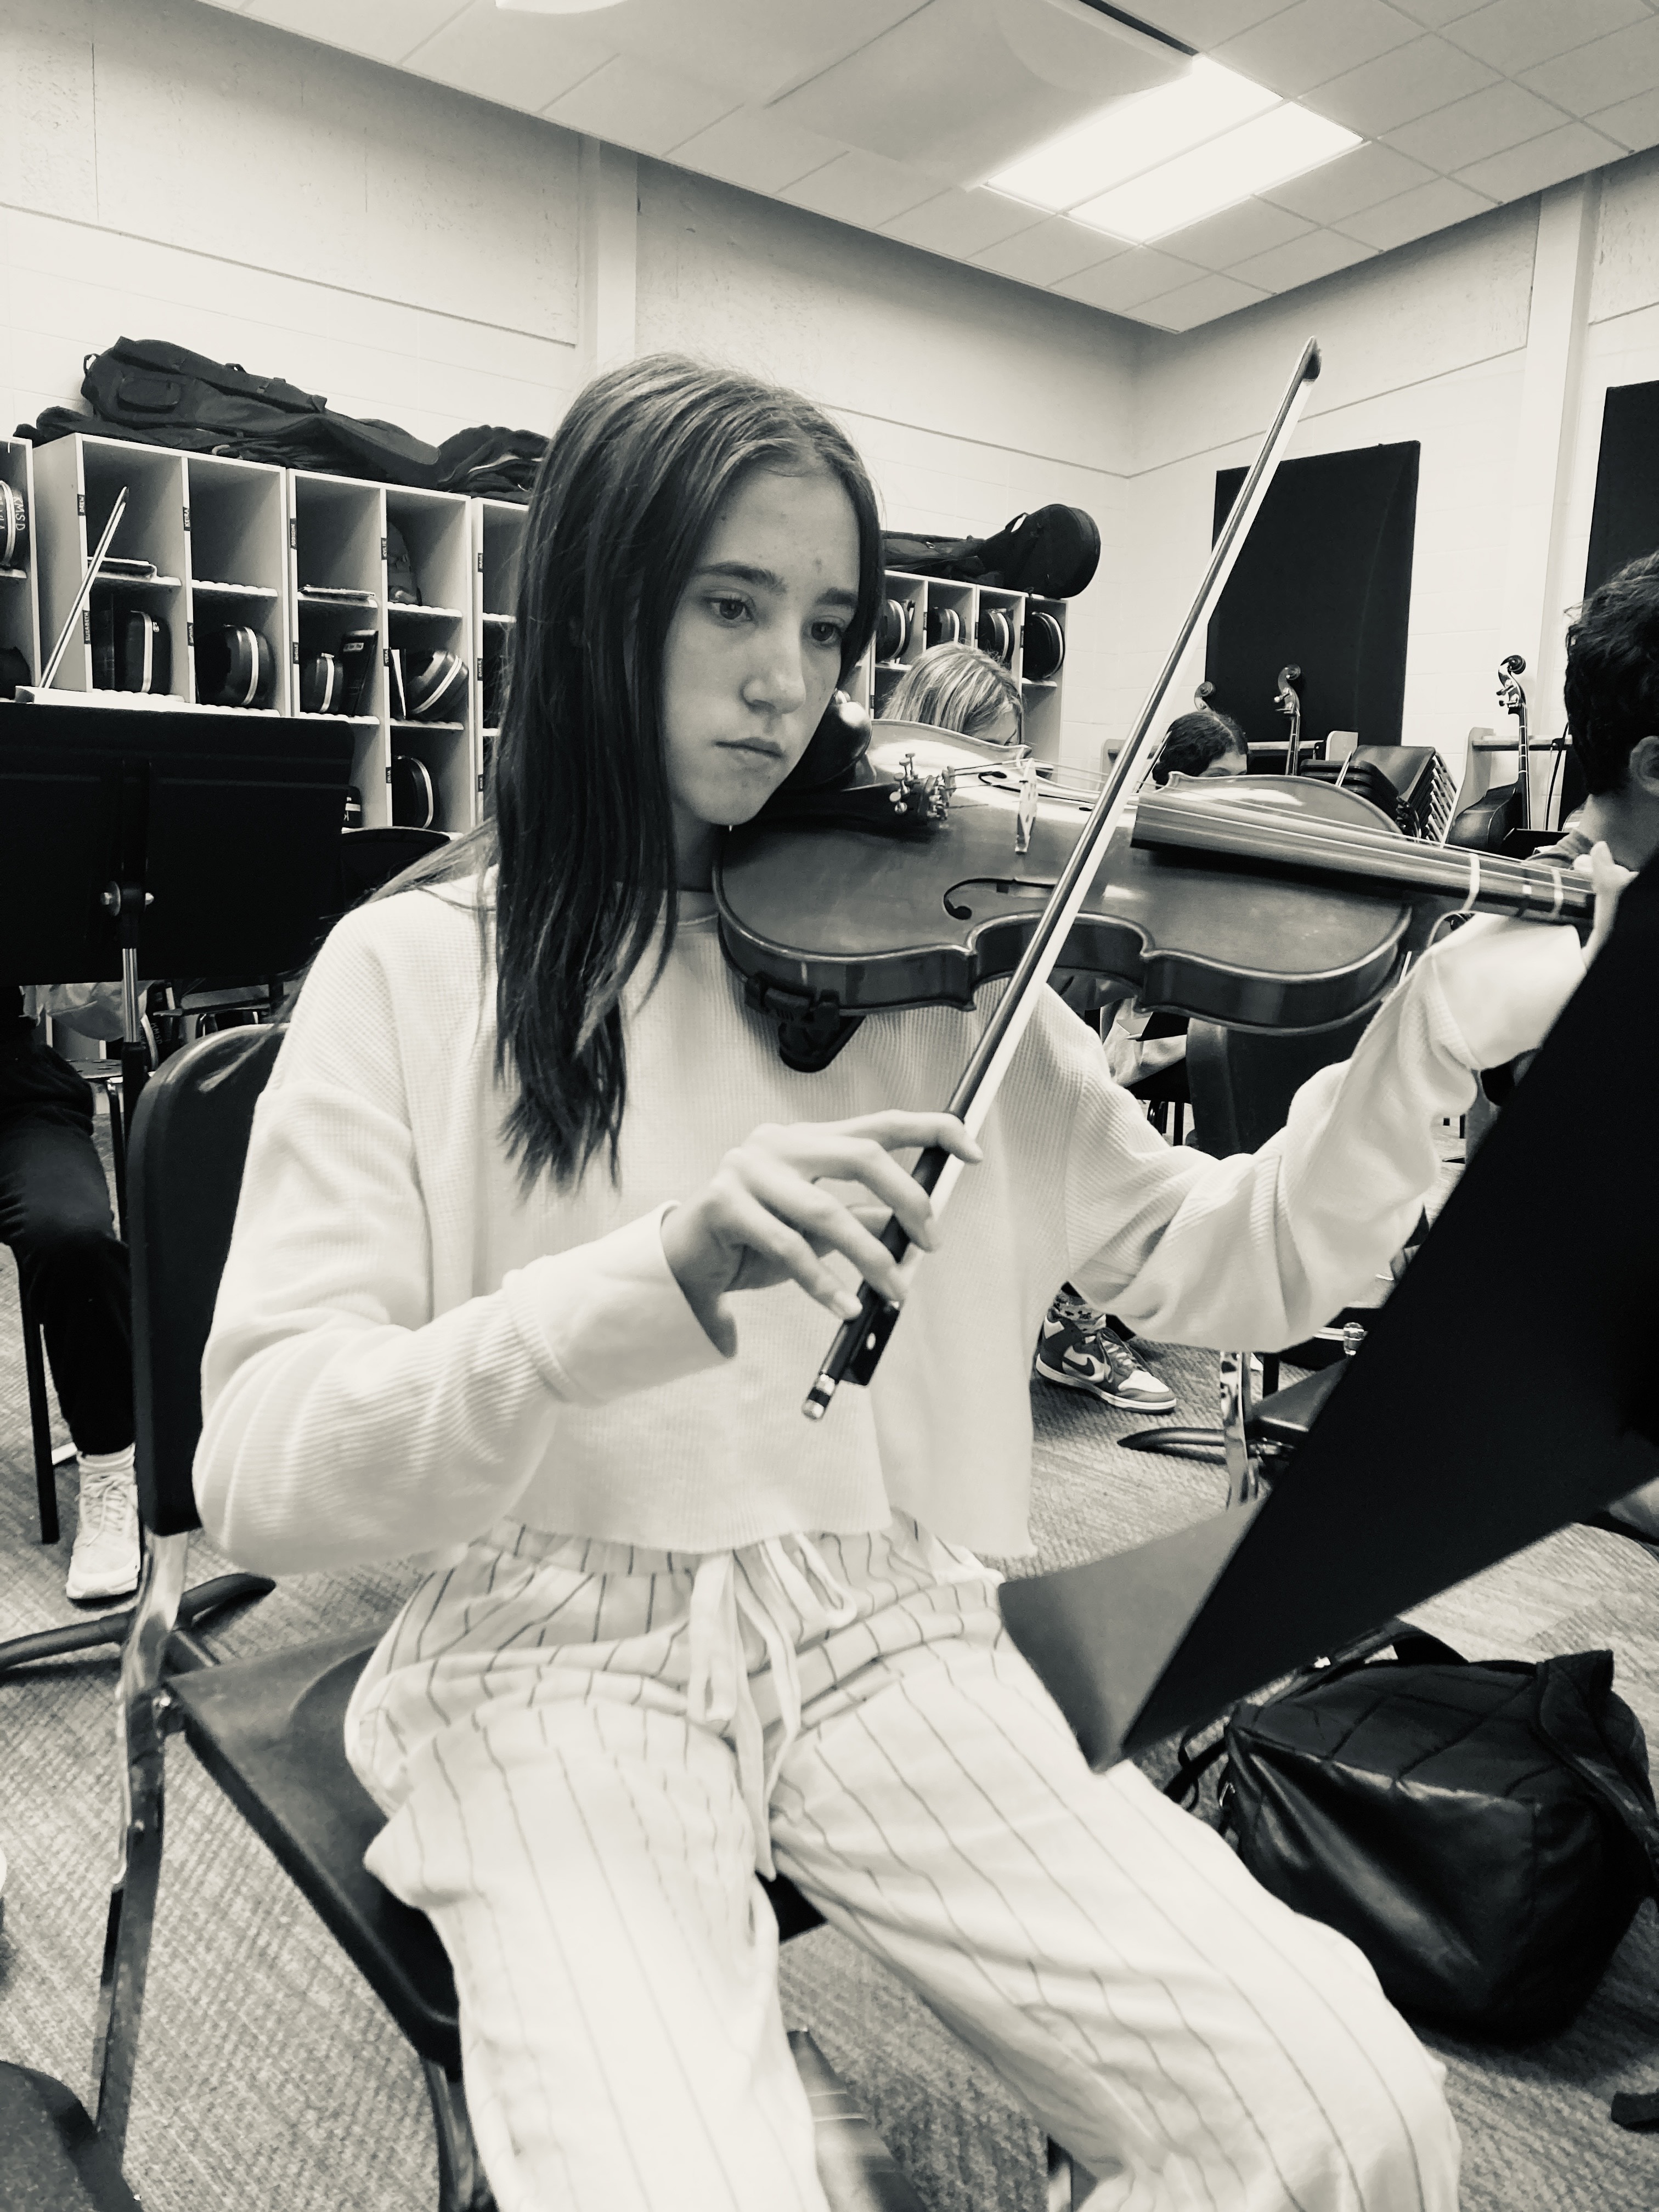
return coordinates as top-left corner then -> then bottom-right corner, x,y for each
93,1028 -> 970,2212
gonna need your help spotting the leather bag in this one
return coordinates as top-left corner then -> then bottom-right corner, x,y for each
882,505 -> 1100,599
1171,1629 -> 1659,2044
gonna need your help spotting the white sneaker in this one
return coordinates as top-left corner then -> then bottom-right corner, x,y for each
65,1465 -> 142,1602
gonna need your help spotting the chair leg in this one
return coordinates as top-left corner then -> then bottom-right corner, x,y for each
1218,1349 -> 1263,1508
92,1531 -> 189,2163
424,2061 -> 498,2211
18,1279 -> 60,1545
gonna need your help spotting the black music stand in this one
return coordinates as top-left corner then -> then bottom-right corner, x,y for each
1,699 -> 352,1139
1002,849 -> 1659,1769
0,700 -> 352,1672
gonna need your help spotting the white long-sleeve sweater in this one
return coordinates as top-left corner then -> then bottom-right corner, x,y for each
196,879 -> 1518,1572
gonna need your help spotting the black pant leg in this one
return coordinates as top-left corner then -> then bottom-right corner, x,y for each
0,1111 -> 133,1456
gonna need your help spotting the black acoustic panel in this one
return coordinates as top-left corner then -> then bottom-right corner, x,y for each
1206,442 -> 1419,760
1585,380 -> 1659,594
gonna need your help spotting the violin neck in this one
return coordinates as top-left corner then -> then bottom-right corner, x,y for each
1133,796 -> 1594,929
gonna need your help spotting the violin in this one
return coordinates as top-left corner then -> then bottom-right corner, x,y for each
721,341 -> 1586,1420
717,737 -> 1593,1047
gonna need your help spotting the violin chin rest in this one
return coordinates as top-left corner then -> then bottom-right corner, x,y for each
778,692 -> 873,793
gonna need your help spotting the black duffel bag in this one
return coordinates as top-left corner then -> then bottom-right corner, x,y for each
20,339 -> 442,486
1170,1629 -> 1659,2046
882,504 -> 1099,599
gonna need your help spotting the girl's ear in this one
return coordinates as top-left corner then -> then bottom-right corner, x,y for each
1633,732 -> 1659,795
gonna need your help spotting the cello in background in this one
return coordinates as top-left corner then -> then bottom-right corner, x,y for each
1274,664 -> 1304,776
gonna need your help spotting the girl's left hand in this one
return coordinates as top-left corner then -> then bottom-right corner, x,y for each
1581,839 -> 1638,966
1429,840 -> 1634,1070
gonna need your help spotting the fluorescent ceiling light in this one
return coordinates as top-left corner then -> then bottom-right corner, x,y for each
1071,104 -> 1360,240
992,58 -> 1276,212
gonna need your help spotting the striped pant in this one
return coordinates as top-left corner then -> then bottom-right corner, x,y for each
345,1516 -> 1459,2212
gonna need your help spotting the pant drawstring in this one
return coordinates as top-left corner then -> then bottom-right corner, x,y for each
684,1536 -> 865,1879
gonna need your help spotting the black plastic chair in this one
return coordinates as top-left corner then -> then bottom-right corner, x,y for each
94,1025 -> 927,2211
1124,1009 -> 1380,1503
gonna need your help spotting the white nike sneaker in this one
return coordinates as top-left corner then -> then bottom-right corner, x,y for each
65,1464 -> 142,1602
1034,1293 -> 1177,1414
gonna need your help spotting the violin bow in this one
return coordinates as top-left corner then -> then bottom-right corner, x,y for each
804,338 -> 1323,1421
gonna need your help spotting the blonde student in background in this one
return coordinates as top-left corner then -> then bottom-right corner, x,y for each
196,355 -> 1626,2212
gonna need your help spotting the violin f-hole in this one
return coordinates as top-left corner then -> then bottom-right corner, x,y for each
944,874 -> 1059,921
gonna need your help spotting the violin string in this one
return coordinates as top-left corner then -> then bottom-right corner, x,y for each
1132,795 -> 1593,922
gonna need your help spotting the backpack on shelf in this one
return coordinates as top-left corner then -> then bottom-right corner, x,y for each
21,337 -> 441,487
882,504 -> 1100,599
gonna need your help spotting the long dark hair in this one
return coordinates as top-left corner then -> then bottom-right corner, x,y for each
406,355 -> 882,1187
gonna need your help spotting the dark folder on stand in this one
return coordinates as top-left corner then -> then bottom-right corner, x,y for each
1002,854 -> 1659,1769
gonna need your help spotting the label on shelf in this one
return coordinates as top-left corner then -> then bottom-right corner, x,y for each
77,492 -> 86,516
182,505 -> 191,531
289,518 -> 297,549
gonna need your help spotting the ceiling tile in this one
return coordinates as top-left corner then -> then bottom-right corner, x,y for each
881,186 -> 1049,258
1587,85 -> 1659,155
779,149 -> 941,230
970,213 -> 1128,285
1336,173 -> 1496,247
1134,271 -> 1270,330
237,0 -> 469,63
401,2 -> 617,115
544,54 -> 737,155
1126,2 -> 1302,43
1306,34 -> 1499,136
1261,138 -> 1434,219
1388,0 -> 1487,22
1229,224 -> 1378,288
666,107 -> 845,197
1520,16 -> 1659,118
1214,0 -> 1420,103
1051,246 -> 1207,312
1445,0 -> 1649,78
1453,119 -> 1627,199
596,1 -> 926,110
768,0 -> 1183,187
1153,198 -> 1312,270
1384,78 -> 1571,170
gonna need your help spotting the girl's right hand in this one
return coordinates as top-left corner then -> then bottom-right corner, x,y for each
659,1110 -> 982,1350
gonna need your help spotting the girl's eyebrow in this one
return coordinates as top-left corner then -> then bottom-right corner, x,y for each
694,560 -> 858,611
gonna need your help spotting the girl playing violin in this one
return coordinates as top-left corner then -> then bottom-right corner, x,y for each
198,356 -> 1623,2212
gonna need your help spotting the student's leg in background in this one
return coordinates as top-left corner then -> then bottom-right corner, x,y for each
0,1111 -> 132,1455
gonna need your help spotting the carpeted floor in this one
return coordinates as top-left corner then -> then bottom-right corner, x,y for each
2,1149 -> 1658,2208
